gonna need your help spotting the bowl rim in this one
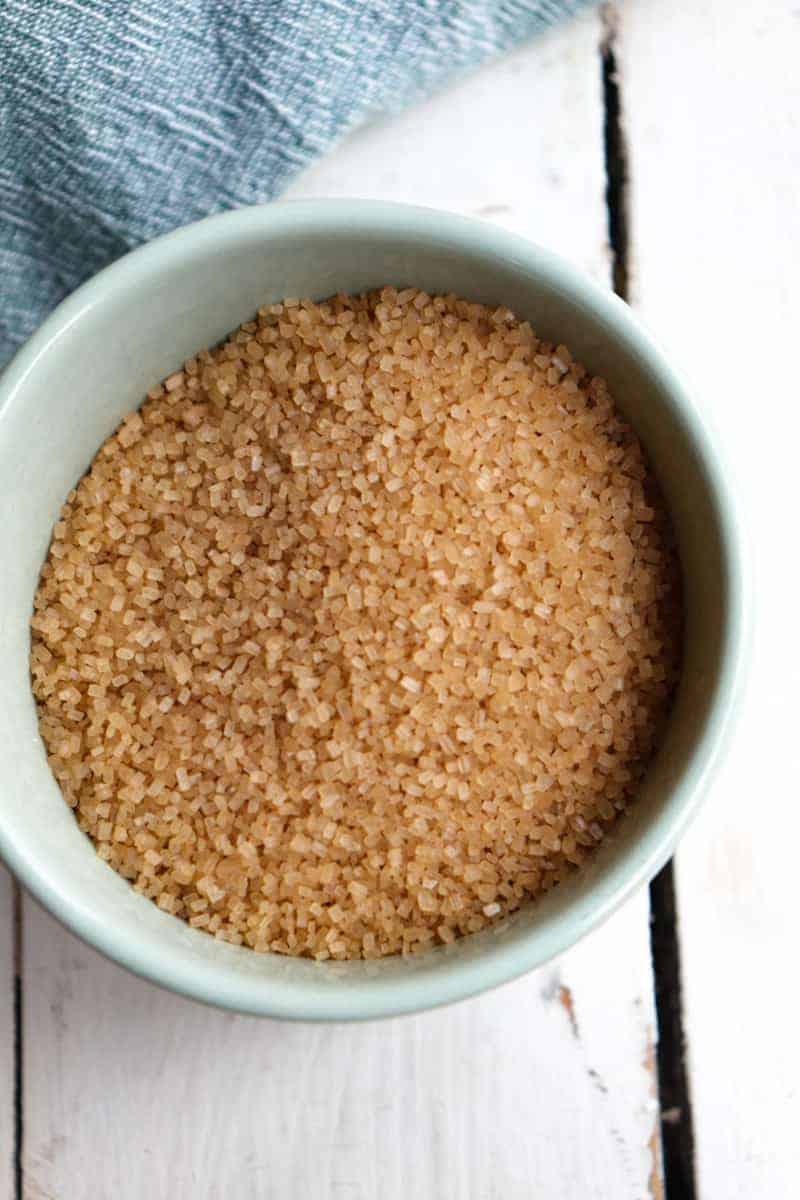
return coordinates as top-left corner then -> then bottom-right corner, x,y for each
0,199 -> 750,1020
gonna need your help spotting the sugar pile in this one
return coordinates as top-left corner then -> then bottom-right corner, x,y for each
31,288 -> 681,959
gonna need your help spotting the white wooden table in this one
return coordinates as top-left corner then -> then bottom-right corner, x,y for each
2,2 -> 797,1196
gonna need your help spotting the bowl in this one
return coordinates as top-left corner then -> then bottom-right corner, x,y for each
0,201 -> 747,1019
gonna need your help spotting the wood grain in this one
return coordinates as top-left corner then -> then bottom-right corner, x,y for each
618,1 -> 800,1196
21,13 -> 663,1199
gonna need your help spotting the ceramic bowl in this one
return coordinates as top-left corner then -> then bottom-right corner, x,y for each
0,201 -> 747,1018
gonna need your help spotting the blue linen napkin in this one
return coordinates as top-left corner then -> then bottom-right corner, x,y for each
1,0 -> 584,366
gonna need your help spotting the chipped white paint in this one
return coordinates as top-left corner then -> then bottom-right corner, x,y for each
16,12 -> 664,1199
618,0 -> 800,1196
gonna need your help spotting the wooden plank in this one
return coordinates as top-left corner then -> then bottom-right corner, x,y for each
24,892 -> 659,1200
617,1 -> 800,1196
22,13 -> 663,1199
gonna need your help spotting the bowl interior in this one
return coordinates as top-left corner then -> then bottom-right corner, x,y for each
0,203 -> 741,1018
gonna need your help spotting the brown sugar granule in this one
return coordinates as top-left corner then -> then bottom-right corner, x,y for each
30,288 -> 681,960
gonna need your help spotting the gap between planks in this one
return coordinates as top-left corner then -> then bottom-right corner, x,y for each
13,882 -> 21,1200
600,6 -> 696,1199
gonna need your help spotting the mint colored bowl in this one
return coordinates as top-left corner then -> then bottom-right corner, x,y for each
0,202 -> 747,1019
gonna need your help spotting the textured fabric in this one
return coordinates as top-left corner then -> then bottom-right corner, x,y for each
1,0 -> 584,365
